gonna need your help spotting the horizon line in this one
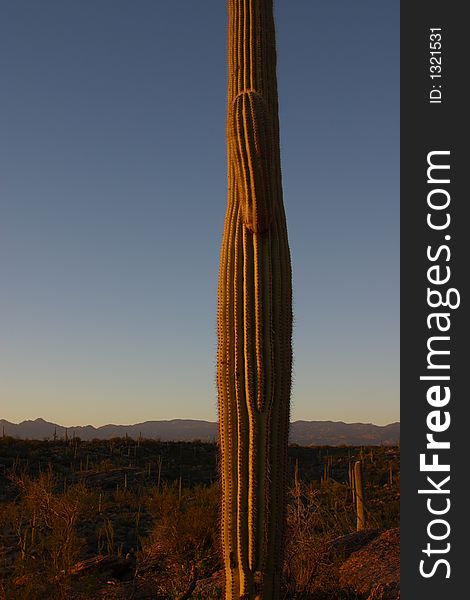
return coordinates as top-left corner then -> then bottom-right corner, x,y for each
1,416 -> 400,428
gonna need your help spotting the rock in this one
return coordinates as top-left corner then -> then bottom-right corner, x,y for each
339,528 -> 399,600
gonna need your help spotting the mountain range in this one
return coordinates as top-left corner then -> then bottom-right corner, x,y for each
0,418 -> 399,446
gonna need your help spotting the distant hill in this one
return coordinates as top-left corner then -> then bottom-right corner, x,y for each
289,420 -> 399,446
0,418 -> 399,446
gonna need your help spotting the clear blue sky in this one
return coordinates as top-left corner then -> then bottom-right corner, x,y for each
0,1 -> 399,427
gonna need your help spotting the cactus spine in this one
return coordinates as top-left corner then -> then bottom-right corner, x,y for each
217,1 -> 292,598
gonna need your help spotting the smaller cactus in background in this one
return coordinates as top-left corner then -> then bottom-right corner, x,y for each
323,462 -> 328,484
354,460 -> 365,531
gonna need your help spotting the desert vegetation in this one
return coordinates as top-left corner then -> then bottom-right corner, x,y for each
0,437 -> 399,599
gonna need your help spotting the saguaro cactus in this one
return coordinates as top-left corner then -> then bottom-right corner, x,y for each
354,460 -> 366,531
217,1 -> 292,598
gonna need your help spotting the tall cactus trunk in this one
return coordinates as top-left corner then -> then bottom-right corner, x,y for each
217,1 -> 292,598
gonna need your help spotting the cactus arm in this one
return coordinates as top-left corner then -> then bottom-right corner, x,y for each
229,90 -> 275,234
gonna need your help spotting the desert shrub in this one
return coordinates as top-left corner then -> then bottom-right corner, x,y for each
2,470 -> 87,599
283,480 -> 361,599
139,481 -> 220,597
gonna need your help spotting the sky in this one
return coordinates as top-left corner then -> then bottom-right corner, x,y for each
0,1 -> 399,427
